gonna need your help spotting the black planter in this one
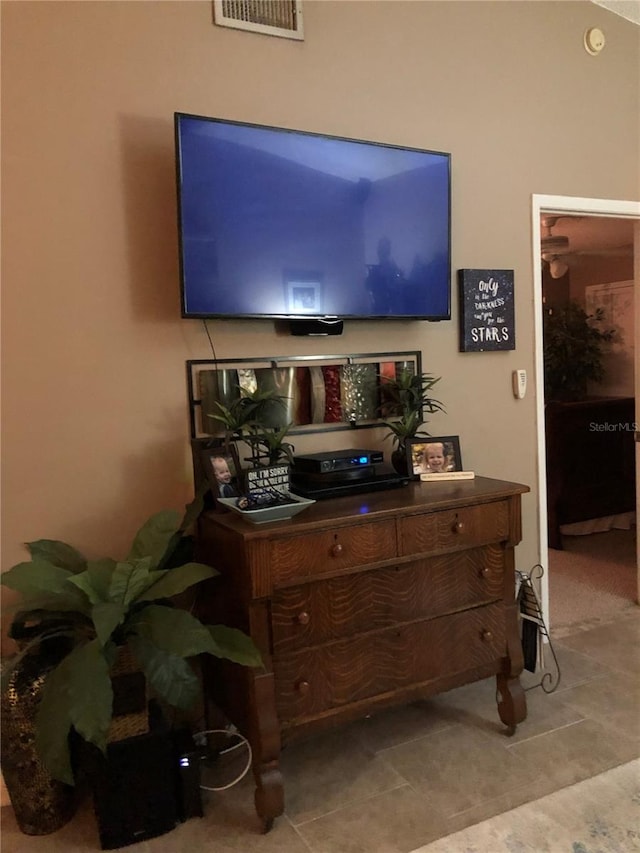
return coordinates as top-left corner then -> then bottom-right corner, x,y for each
391,448 -> 408,475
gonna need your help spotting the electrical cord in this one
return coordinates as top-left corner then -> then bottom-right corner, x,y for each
203,319 -> 218,360
193,727 -> 253,791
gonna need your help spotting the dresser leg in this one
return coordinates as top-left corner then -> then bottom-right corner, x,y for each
249,672 -> 284,830
254,763 -> 283,833
496,602 -> 527,734
496,674 -> 526,735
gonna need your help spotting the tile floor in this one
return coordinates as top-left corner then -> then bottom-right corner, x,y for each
2,609 -> 638,853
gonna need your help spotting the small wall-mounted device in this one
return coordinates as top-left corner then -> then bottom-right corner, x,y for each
584,27 -> 605,56
512,369 -> 527,399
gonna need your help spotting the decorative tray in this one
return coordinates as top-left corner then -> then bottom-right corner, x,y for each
217,493 -> 316,525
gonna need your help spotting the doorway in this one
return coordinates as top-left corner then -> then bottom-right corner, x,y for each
531,194 -> 640,630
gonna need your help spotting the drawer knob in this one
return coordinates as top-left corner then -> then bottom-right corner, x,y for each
452,520 -> 465,534
297,611 -> 310,626
481,629 -> 493,642
480,566 -> 490,578
331,542 -> 344,557
296,680 -> 310,695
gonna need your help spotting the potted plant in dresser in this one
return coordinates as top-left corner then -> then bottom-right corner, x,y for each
379,368 -> 444,474
207,386 -> 297,507
1,493 -> 261,846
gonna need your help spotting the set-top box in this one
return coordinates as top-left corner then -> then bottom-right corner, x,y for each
293,449 -> 383,474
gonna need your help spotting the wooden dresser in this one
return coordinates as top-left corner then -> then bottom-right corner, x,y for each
196,476 -> 529,830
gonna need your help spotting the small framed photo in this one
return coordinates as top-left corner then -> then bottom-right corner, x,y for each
284,270 -> 323,315
200,441 -> 241,506
405,435 -> 463,479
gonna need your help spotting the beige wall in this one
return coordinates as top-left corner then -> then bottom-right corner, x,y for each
2,2 -> 639,593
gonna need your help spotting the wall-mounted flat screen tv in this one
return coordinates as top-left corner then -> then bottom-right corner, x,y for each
175,113 -> 451,321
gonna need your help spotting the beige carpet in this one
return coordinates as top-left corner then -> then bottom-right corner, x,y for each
409,758 -> 640,853
549,527 -> 638,638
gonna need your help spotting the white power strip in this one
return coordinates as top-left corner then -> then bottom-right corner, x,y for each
419,471 -> 476,482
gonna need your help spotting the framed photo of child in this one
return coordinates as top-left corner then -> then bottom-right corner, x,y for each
405,435 -> 463,479
199,441 -> 241,508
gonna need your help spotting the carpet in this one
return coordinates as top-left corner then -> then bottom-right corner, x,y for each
409,759 -> 640,853
549,527 -> 637,638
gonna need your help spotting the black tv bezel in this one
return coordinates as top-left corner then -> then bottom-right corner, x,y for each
174,112 -> 452,323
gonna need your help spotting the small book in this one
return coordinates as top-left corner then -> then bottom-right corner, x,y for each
419,471 -> 476,482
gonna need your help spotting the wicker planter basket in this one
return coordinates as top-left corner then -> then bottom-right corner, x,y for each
108,647 -> 148,742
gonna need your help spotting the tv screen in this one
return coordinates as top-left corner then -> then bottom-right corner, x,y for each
175,113 -> 451,321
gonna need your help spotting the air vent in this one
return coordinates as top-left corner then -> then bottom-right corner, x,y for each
213,1 -> 304,40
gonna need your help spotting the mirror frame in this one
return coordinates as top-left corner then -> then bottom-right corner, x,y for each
186,351 -> 422,439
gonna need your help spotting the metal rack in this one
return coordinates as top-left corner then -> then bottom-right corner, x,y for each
516,563 -> 561,694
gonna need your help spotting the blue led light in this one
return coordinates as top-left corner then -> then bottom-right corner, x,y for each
359,456 -> 368,464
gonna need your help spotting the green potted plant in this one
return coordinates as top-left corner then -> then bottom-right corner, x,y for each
252,422 -> 296,466
1,494 -> 262,786
379,368 -> 444,473
207,387 -> 294,466
207,386 -> 296,506
543,301 -> 615,401
207,387 -> 283,442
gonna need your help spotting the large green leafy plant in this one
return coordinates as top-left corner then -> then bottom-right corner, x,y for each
1,498 -> 261,785
543,302 -> 615,401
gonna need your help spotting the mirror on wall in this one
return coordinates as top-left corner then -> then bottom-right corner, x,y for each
187,351 -> 421,439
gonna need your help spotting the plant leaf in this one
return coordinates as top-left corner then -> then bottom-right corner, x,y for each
2,559 -> 75,596
67,563 -> 111,605
207,625 -> 263,667
1,560 -> 90,613
128,635 -> 200,709
179,490 -> 206,533
26,540 -> 87,573
35,654 -> 77,784
128,604 -> 218,657
82,558 -> 118,602
107,558 -> 154,605
136,563 -> 217,602
127,511 -> 181,567
65,639 -> 112,754
155,532 -> 182,571
2,593 -> 91,615
91,601 -> 127,646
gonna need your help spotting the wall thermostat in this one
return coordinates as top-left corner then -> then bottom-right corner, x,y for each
584,27 -> 605,55
512,369 -> 527,400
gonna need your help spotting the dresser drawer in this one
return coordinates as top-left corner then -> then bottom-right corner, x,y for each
399,500 -> 510,556
271,544 -> 505,652
274,602 -> 506,723
269,519 -> 397,586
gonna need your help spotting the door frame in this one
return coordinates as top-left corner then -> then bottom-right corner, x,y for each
531,194 -> 640,625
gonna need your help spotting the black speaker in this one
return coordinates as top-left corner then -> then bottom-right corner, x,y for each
89,711 -> 178,849
288,318 -> 344,336
172,728 -> 204,821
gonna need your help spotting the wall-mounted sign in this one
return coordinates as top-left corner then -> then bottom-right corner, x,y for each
458,269 -> 515,352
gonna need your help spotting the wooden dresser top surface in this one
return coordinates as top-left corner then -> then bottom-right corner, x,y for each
201,476 -> 529,540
